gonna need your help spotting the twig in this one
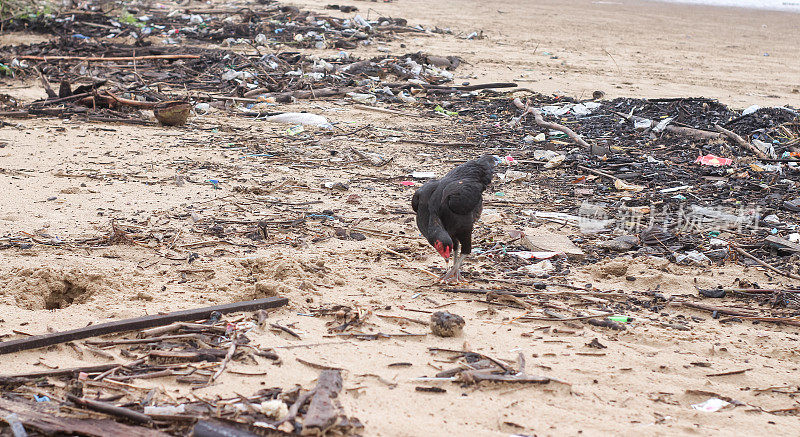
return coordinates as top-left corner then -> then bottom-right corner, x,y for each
576,165 -> 623,182
374,313 -> 429,325
380,245 -> 411,260
706,368 -> 752,377
679,301 -> 757,317
275,341 -> 351,349
87,333 -> 209,346
210,338 -> 238,382
35,67 -> 57,98
296,358 -> 343,371
519,312 -> 613,321
270,323 -> 301,339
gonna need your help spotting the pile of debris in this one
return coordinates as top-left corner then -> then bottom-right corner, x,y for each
0,297 -> 365,436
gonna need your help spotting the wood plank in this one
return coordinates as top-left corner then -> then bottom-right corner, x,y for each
0,398 -> 169,437
0,297 -> 288,355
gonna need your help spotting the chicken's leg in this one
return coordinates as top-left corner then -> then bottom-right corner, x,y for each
438,253 -> 466,283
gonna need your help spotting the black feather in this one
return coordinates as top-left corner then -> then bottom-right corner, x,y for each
412,155 -> 496,256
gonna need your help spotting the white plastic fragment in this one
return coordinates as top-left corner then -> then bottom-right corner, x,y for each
260,400 -> 289,420
634,118 -> 652,130
518,259 -> 555,276
533,150 -> 560,160
263,112 -> 332,128
544,154 -> 565,169
411,171 -> 436,179
653,117 -> 674,133
691,398 -> 730,413
742,105 -> 760,116
194,102 -> 211,114
144,404 -> 186,415
502,170 -> 530,182
752,139 -> 777,158
676,250 -> 711,266
347,92 -> 377,104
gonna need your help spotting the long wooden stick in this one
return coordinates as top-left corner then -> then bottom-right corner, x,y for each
1,363 -> 120,379
66,394 -> 153,424
733,245 -> 800,281
0,297 -> 288,355
512,98 -> 593,151
714,124 -> 768,159
613,111 -> 722,140
20,54 -> 201,62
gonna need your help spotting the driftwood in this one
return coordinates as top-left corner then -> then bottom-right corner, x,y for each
1,363 -> 121,379
20,54 -> 201,62
301,370 -> 343,435
0,297 -> 288,355
0,398 -> 168,437
733,245 -> 800,281
613,111 -> 722,140
512,98 -> 595,152
714,124 -> 768,159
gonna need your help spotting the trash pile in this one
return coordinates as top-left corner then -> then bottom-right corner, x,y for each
0,2 -> 476,124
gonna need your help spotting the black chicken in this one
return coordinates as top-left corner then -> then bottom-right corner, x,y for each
412,155 -> 498,282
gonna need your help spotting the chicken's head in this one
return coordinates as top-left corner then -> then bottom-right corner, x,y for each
434,240 -> 452,259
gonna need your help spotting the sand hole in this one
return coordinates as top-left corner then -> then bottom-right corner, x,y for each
43,279 -> 89,309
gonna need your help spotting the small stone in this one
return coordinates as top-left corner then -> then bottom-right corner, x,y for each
430,311 -> 465,337
586,338 -> 607,349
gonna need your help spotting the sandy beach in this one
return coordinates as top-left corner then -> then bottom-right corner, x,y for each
1,0 -> 799,435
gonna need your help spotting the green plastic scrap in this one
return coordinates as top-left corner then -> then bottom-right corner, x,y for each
434,105 -> 458,116
608,316 -> 632,323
